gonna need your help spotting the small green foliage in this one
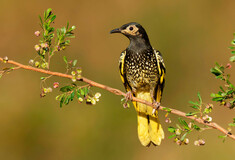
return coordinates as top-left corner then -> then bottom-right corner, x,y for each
162,107 -> 172,113
168,117 -> 202,145
193,124 -> 200,131
218,135 -> 227,143
178,118 -> 190,131
210,62 -> 224,77
230,56 -> 235,62
168,126 -> 176,133
185,112 -> 197,116
60,85 -> 74,92
56,84 -> 100,107
73,60 -> 77,67
32,8 -> 76,70
188,101 -> 199,109
63,56 -> 68,64
210,34 -> 235,109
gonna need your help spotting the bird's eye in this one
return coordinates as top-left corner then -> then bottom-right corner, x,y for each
129,27 -> 133,31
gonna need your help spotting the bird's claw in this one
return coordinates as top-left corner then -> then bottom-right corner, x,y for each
152,102 -> 160,115
123,91 -> 133,108
125,91 -> 133,101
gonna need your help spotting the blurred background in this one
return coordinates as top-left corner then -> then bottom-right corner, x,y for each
0,0 -> 235,159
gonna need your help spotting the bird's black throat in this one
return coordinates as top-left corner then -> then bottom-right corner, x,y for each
127,35 -> 152,53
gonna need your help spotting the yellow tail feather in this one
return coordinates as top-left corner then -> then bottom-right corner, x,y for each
137,112 -> 151,146
135,92 -> 164,146
149,116 -> 164,146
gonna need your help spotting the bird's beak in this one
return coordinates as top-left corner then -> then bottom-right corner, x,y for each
110,28 -> 121,34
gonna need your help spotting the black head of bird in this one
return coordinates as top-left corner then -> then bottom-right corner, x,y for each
110,22 -> 151,51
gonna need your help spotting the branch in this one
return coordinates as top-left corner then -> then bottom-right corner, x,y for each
1,57 -> 235,141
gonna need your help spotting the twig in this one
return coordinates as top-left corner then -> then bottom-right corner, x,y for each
0,57 -> 235,141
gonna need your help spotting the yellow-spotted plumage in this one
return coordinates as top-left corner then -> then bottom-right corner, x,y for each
111,22 -> 165,146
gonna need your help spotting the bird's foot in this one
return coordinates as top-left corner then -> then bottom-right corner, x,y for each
123,91 -> 133,108
125,91 -> 133,101
152,101 -> 161,115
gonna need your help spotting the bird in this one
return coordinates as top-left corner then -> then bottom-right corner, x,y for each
110,22 -> 166,146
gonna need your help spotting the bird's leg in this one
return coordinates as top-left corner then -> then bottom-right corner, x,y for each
152,99 -> 161,115
123,91 -> 133,108
125,91 -> 133,101
150,87 -> 160,115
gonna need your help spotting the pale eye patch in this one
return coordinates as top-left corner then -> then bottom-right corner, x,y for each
123,25 -> 139,36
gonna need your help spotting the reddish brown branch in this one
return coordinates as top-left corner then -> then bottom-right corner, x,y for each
1,57 -> 235,140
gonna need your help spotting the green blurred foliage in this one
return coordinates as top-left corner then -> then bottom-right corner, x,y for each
0,0 -> 235,160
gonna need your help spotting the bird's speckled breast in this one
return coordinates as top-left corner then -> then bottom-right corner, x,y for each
124,50 -> 159,91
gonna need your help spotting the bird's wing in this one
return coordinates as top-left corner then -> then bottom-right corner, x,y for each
119,50 -> 133,93
153,49 -> 166,103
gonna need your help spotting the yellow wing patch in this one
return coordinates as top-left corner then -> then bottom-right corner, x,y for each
154,49 -> 165,83
119,51 -> 126,75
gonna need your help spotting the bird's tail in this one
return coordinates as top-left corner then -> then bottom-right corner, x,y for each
134,92 -> 164,146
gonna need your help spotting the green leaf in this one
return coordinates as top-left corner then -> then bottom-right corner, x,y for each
193,124 -> 200,131
51,15 -> 56,22
197,92 -> 202,104
121,97 -> 126,102
232,39 -> 235,45
60,85 -> 74,92
180,132 -> 188,141
210,93 -> 217,97
39,15 -> 43,26
66,21 -> 69,30
178,118 -> 189,130
188,101 -> 200,106
71,90 -> 75,101
40,77 -> 45,80
76,89 -> 81,98
84,87 -> 89,96
60,95 -> 65,108
227,90 -> 234,95
219,86 -> 225,92
168,134 -> 176,139
212,97 -> 224,102
218,135 -> 226,143
186,112 -> 197,116
63,56 -> 68,64
72,60 -> 77,67
176,124 -> 182,130
162,107 -> 172,112
230,55 -> 235,62
56,94 -> 63,101
228,123 -> 235,127
56,28 -> 60,37
46,8 -> 52,19
168,126 -> 176,133
210,63 -> 224,76
190,105 -> 199,109
229,84 -> 235,89
64,95 -> 71,105
218,135 -> 227,139
231,51 -> 235,54
80,88 -> 85,96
